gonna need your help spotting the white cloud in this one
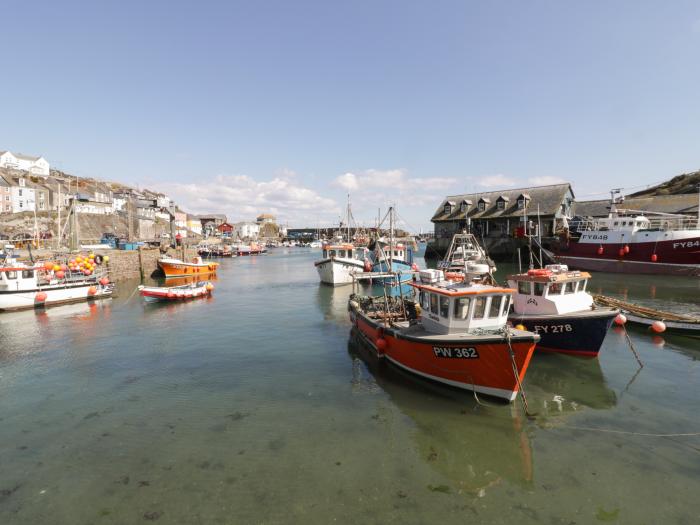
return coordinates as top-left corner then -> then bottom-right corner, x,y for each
528,176 -> 566,185
157,173 -> 340,226
477,174 -> 517,188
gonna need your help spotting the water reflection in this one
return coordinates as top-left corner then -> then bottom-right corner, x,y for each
347,331 -> 534,496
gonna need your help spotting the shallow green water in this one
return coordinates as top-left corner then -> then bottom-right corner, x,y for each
1,249 -> 699,524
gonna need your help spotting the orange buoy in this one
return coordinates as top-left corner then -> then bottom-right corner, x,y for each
55,270 -> 65,279
87,286 -> 97,296
99,277 -> 110,286
614,314 -> 627,326
205,283 -> 214,291
618,248 -> 625,258
650,320 -> 666,333
651,254 -> 658,262
515,324 -> 526,331
376,338 -> 387,352
35,291 -> 48,302
411,263 -> 419,271
623,245 -> 630,254
597,246 -> 604,255
84,269 -> 92,276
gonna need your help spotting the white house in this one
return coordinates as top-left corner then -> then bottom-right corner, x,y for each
235,221 -> 260,240
10,177 -> 36,213
0,151 -> 50,176
0,175 -> 13,213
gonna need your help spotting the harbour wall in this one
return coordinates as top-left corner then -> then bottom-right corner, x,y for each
103,246 -> 196,282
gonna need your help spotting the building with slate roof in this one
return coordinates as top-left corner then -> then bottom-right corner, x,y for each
430,183 -> 574,252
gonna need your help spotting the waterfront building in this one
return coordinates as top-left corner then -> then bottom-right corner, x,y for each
430,183 -> 574,253
234,221 -> 260,240
0,150 -> 50,176
256,213 -> 276,224
187,215 -> 203,236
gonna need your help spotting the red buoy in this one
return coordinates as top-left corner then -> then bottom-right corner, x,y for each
650,320 -> 666,333
651,254 -> 658,262
614,313 -> 627,326
597,246 -> 604,255
35,291 -> 48,302
623,245 -> 630,254
376,338 -> 387,352
87,286 -> 97,296
618,248 -> 625,258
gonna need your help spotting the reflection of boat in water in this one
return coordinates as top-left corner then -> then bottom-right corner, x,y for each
523,352 -> 617,413
157,274 -> 219,287
347,332 -> 534,495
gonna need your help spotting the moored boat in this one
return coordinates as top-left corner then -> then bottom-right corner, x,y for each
158,256 -> 219,278
507,265 -> 618,357
138,281 -> 214,302
549,192 -> 700,276
315,243 -> 367,285
348,270 -> 539,402
236,243 -> 267,256
0,253 -> 113,312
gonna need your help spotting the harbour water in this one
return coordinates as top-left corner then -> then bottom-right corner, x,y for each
1,249 -> 699,524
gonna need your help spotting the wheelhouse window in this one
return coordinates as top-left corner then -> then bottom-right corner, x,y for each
22,270 -> 34,279
579,279 -> 588,291
534,282 -> 546,295
487,296 -> 502,318
430,293 -> 439,314
518,281 -> 531,294
439,296 -> 450,318
473,297 -> 487,318
548,283 -> 562,295
564,281 -> 576,294
328,250 -> 336,257
454,297 -> 471,319
6,271 -> 17,279
420,291 -> 429,310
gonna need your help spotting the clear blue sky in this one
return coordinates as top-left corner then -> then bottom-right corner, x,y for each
2,0 -> 699,229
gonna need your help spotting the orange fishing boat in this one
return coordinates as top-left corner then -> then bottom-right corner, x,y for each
158,256 -> 219,278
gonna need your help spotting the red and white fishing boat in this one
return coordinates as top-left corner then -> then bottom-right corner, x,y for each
349,269 -> 539,402
138,281 -> 214,302
550,193 -> 700,276
0,251 -> 113,312
236,243 -> 267,256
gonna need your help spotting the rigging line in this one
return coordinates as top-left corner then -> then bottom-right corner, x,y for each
556,425 -> 700,438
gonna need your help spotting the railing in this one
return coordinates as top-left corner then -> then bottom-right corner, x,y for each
571,216 -> 698,233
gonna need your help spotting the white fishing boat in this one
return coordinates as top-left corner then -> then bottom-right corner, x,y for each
437,232 -> 496,283
0,251 -> 113,312
315,243 -> 368,285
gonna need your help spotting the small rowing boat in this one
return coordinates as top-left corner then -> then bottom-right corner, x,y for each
593,294 -> 700,338
138,281 -> 214,302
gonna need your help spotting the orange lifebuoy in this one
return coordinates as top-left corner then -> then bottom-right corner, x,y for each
527,269 -> 551,276
445,272 -> 464,282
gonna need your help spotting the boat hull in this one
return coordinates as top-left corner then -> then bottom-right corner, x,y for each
349,304 -> 537,402
158,260 -> 219,278
552,237 -> 700,276
0,282 -> 113,312
509,308 -> 617,357
315,258 -> 365,286
139,283 -> 211,302
371,260 -> 414,284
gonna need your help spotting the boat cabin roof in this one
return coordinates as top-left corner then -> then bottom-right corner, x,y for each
323,244 -> 354,250
411,280 -> 514,297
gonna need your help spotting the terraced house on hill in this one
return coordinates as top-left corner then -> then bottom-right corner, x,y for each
430,183 -> 574,253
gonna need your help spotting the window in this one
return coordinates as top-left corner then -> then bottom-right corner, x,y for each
579,279 -> 588,292
534,282 -> 546,296
497,200 -> 505,210
502,295 -> 511,314
328,250 -> 336,257
460,202 -> 468,213
517,199 -> 525,209
421,291 -> 430,310
613,221 -> 619,226
18,189 -> 23,196
488,296 -> 502,318
473,297 -> 487,318
6,271 -> 17,279
478,202 -> 485,211
518,281 -> 531,294
454,297 -> 471,319
548,283 -> 562,295
430,293 -> 438,314
440,296 -> 450,318
39,202 -> 45,210
22,270 -> 34,279
564,281 -> 576,294
444,203 -> 452,214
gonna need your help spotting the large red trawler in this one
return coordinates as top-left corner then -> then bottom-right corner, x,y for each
549,195 -> 700,276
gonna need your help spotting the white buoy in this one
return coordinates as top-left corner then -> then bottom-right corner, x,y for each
650,320 -> 666,333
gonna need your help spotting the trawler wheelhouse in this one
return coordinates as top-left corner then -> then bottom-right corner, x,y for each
507,265 -> 593,316
415,281 -> 512,335
322,244 -> 358,260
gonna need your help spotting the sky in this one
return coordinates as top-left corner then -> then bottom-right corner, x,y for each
1,0 -> 699,231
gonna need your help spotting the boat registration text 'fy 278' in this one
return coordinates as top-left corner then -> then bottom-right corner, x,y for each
433,347 -> 480,359
533,324 -> 573,333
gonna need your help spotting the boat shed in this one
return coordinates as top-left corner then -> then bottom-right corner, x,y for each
430,183 -> 574,252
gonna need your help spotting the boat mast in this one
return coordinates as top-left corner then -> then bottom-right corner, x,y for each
346,193 -> 351,242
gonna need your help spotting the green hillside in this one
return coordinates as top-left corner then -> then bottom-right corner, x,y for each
630,170 -> 700,197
